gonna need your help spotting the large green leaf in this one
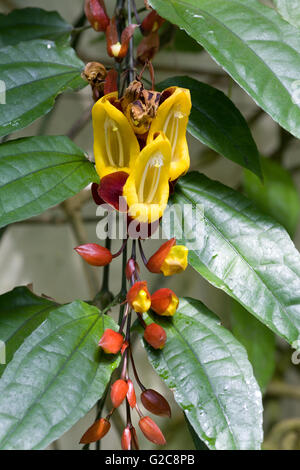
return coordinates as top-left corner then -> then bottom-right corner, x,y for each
244,157 -> 300,237
230,300 -> 275,392
0,8 -> 72,47
158,76 -> 261,178
274,0 -> 300,28
0,286 -> 58,377
169,171 -> 300,345
0,301 -> 120,450
150,0 -> 300,140
0,39 -> 85,137
0,136 -> 98,228
140,298 -> 263,450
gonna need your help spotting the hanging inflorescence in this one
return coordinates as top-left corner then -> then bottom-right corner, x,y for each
76,0 -> 192,450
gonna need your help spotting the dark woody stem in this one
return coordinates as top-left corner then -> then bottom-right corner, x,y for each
131,0 -> 141,25
118,242 -> 128,325
138,238 -> 148,266
129,345 -> 146,392
127,0 -> 135,83
101,237 -> 111,292
112,237 -> 128,258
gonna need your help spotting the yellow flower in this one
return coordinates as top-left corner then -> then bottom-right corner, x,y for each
160,245 -> 188,276
147,87 -> 191,181
92,92 -> 140,177
122,132 -> 171,223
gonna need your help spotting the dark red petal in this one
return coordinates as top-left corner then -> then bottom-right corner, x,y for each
104,69 -> 118,95
98,171 -> 129,211
91,182 -> 106,205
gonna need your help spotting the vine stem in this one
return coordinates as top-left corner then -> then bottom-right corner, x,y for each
127,0 -> 135,83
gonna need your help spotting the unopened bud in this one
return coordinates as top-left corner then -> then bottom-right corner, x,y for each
127,281 -> 151,313
141,389 -> 171,417
98,328 -> 124,354
121,426 -> 132,450
80,417 -> 110,444
74,243 -> 112,266
126,258 -> 140,280
139,416 -> 166,446
110,379 -> 128,408
151,288 -> 179,317
144,323 -> 167,349
84,0 -> 109,32
127,379 -> 137,408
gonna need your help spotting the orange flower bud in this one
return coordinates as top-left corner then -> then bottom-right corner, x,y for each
141,10 -> 165,35
144,323 -> 167,349
146,238 -> 188,276
121,426 -> 132,450
111,379 -> 129,408
74,243 -> 112,266
80,417 -> 110,444
146,238 -> 176,273
127,281 -> 151,313
127,379 -> 137,408
98,328 -> 124,354
139,416 -> 166,446
131,426 -> 139,450
84,0 -> 109,32
141,389 -> 171,417
151,288 -> 179,317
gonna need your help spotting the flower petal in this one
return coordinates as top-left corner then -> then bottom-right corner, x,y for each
98,171 -> 129,211
123,132 -> 171,223
92,92 -> 140,177
147,87 -> 191,181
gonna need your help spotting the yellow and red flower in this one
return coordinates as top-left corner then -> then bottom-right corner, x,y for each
92,83 -> 192,226
146,238 -> 188,276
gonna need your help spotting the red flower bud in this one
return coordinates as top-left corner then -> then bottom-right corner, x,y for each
139,416 -> 166,446
127,281 -> 151,313
141,389 -> 171,417
146,238 -> 176,273
131,426 -> 139,450
98,328 -> 124,354
80,417 -> 110,444
110,379 -> 128,408
121,426 -> 132,450
84,0 -> 109,32
137,32 -> 159,64
127,379 -> 137,408
141,10 -> 165,35
125,258 -> 140,280
151,288 -> 179,317
144,323 -> 167,350
74,243 -> 112,266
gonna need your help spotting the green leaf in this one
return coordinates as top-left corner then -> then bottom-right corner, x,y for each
0,8 -> 73,47
244,157 -> 300,237
0,136 -> 98,228
140,298 -> 263,450
230,300 -> 275,392
0,301 -> 120,450
158,76 -> 261,178
274,0 -> 300,28
169,171 -> 300,345
0,39 -> 85,137
150,0 -> 300,140
0,287 -> 58,377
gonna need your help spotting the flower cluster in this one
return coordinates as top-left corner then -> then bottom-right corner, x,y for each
91,79 -> 191,228
77,0 -> 192,451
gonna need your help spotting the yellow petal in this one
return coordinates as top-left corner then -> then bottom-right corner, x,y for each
147,87 -> 191,181
123,132 -> 171,223
92,92 -> 140,177
161,245 -> 188,276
